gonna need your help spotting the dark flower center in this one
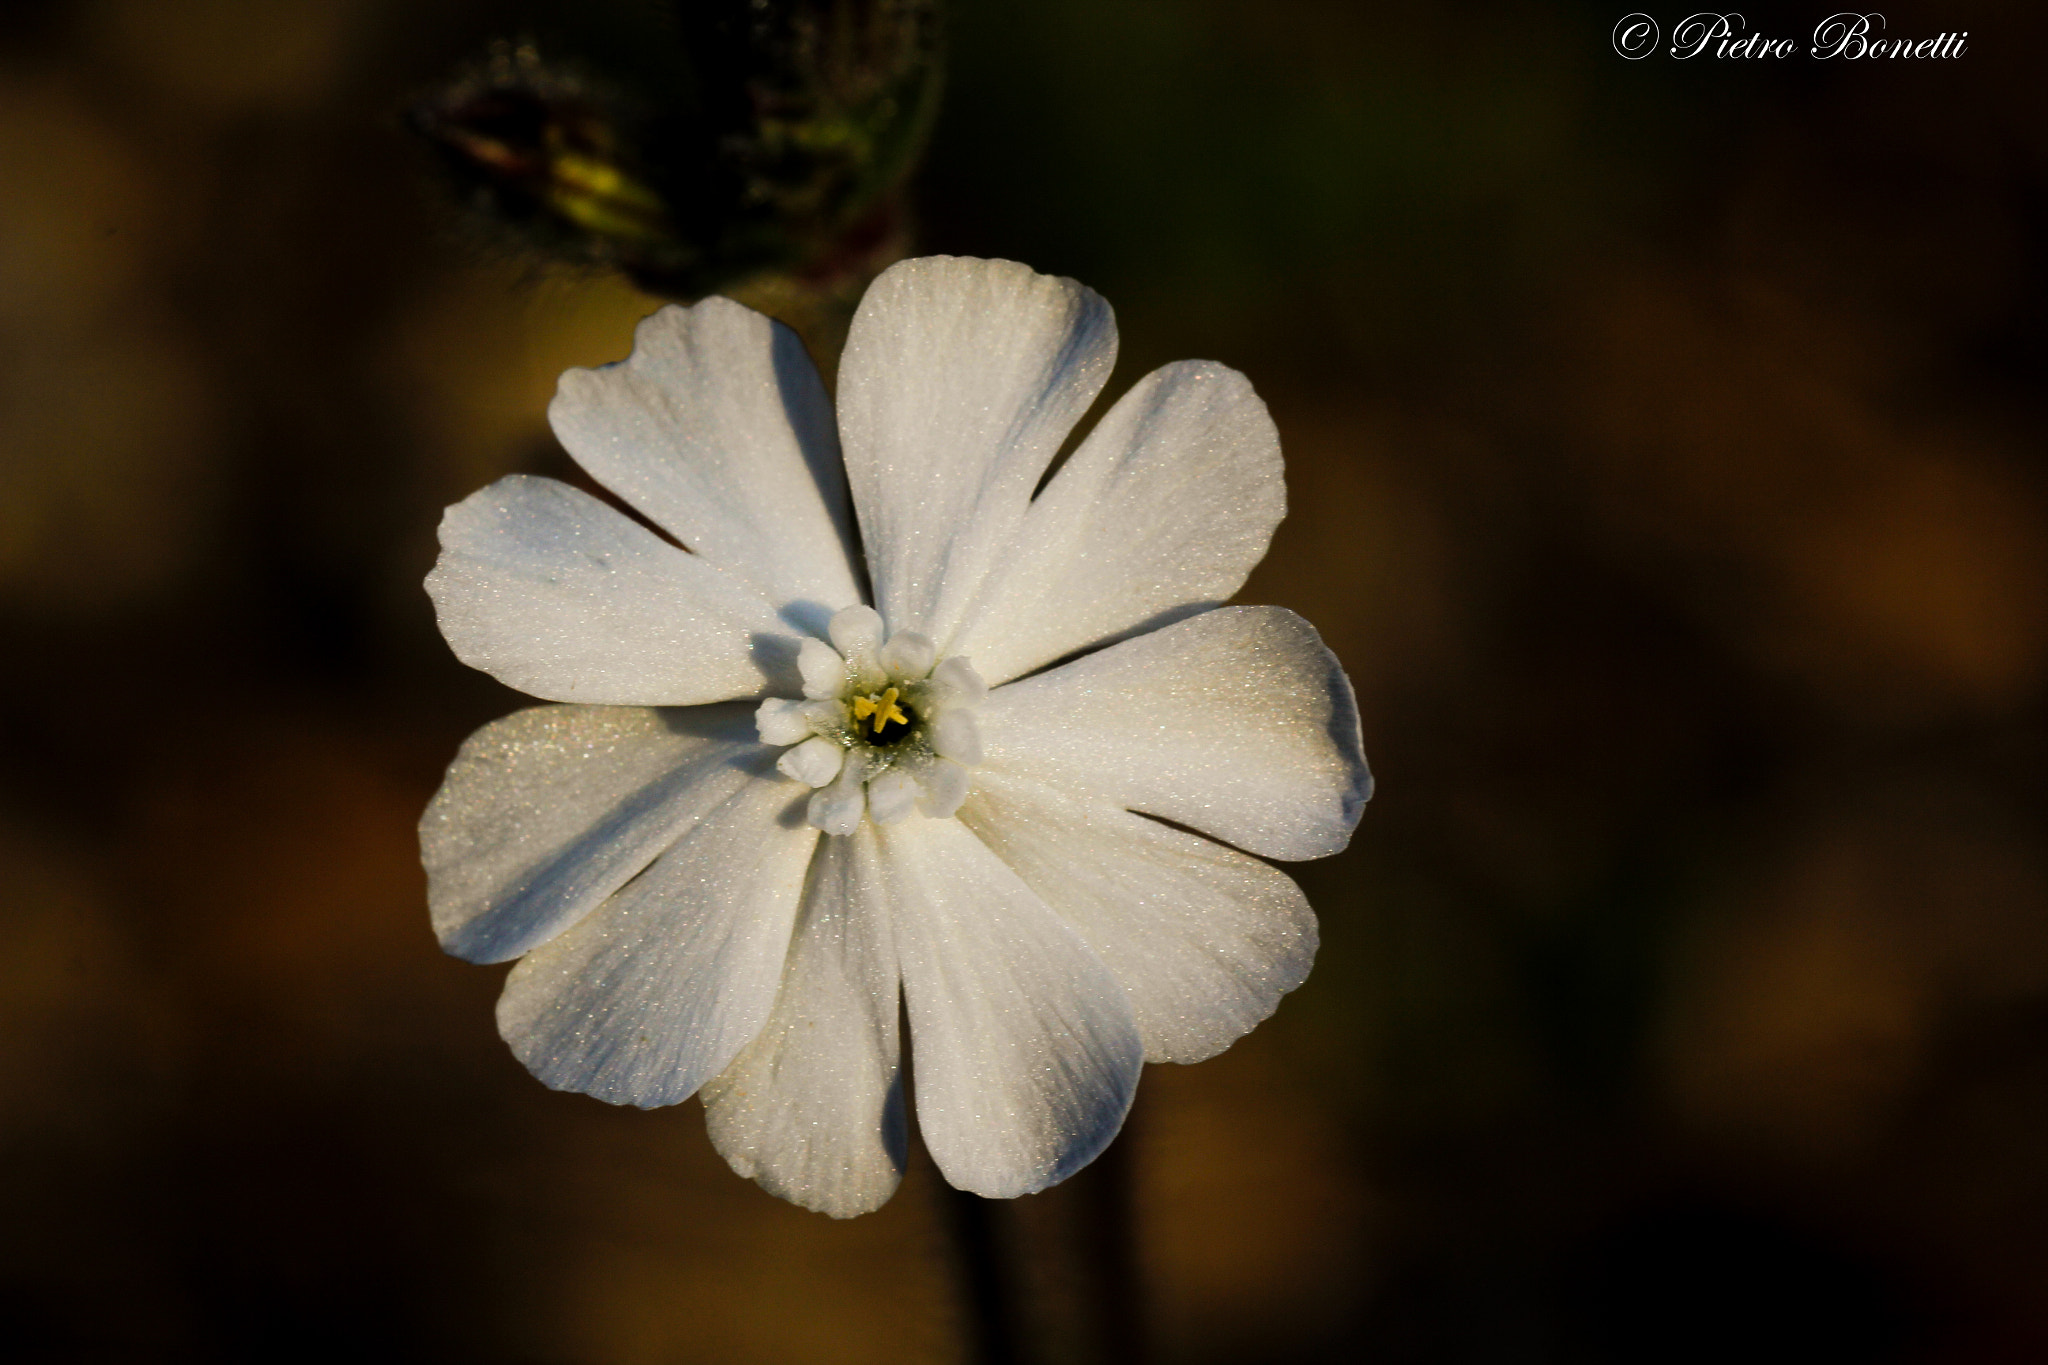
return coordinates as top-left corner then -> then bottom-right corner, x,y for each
853,687 -> 917,746
868,702 -> 916,746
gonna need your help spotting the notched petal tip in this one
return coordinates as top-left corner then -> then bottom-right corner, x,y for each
864,256 -> 1115,335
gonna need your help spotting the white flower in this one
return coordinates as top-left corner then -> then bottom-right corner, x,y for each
421,257 -> 1372,1217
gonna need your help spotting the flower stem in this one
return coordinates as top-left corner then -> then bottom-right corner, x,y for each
939,1183 -> 1024,1365
1073,1125 -> 1149,1365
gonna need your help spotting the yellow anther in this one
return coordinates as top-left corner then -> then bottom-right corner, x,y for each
852,687 -> 909,735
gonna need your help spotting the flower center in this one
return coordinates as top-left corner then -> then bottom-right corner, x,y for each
853,688 -> 916,745
755,605 -> 989,835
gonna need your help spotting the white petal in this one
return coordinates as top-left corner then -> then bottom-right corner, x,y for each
878,630 -> 936,679
827,604 -> 885,663
977,607 -> 1371,861
755,697 -> 814,746
797,637 -> 845,700
701,828 -> 905,1217
949,361 -> 1285,684
809,754 -> 869,835
961,768 -> 1317,1063
778,736 -> 844,787
837,257 -> 1117,648
866,769 -> 919,824
423,703 -> 765,965
877,817 -> 1143,1198
929,709 -> 982,765
548,298 -> 862,634
427,475 -> 798,705
495,755 -> 819,1107
913,757 -> 972,818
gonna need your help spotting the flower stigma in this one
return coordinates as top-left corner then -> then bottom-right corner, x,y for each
853,687 -> 913,743
755,604 -> 987,835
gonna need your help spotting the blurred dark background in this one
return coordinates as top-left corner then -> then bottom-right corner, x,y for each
2,0 -> 2044,1360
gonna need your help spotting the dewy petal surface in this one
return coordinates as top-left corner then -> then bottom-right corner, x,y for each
701,827 -> 905,1219
978,606 -> 1372,861
951,360 -> 1286,685
428,475 -> 798,705
548,298 -> 862,635
495,750 -> 818,1108
960,768 -> 1318,1063
423,703 -> 765,965
420,254 -> 1377,1220
878,816 -> 1143,1199
837,256 -> 1116,645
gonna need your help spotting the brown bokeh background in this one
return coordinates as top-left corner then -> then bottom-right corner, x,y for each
3,0 -> 2045,1360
